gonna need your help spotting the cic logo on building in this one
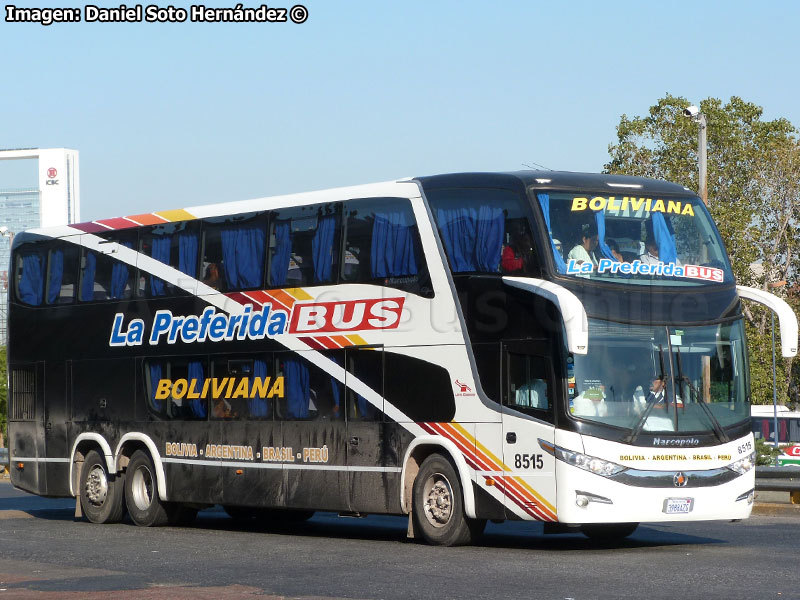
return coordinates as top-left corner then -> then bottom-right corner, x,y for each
46,167 -> 59,186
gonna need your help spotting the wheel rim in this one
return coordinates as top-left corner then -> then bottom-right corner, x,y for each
85,464 -> 108,506
131,464 -> 155,512
422,472 -> 454,528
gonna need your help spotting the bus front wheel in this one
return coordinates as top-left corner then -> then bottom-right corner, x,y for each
124,450 -> 170,527
79,449 -> 126,524
412,453 -> 485,546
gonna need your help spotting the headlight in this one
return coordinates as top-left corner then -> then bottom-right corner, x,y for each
727,451 -> 755,475
539,439 -> 627,477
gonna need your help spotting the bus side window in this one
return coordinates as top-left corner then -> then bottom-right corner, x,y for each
139,220 -> 201,297
201,212 -> 266,294
346,348 -> 382,422
275,351 -> 344,421
268,204 -> 339,288
46,243 -> 79,304
426,187 -> 541,278
79,233 -> 136,302
207,355 -> 273,420
341,197 -> 431,297
145,359 -> 208,420
505,352 -> 553,421
14,243 -> 47,306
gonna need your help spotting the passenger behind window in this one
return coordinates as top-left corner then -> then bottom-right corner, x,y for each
202,262 -> 222,290
567,223 -> 599,268
606,238 -> 626,263
501,226 -> 535,275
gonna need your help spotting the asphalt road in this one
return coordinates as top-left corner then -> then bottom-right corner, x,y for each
0,480 -> 797,600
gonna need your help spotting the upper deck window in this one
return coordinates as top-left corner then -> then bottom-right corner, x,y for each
139,220 -> 201,297
537,191 -> 734,286
342,197 -> 432,297
427,188 -> 540,277
268,204 -> 338,287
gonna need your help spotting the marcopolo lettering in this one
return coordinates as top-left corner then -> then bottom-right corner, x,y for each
653,437 -> 700,447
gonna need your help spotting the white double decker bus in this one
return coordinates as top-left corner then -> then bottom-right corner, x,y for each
7,171 -> 797,545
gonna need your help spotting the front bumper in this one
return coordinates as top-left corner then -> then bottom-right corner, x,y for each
555,461 -> 755,524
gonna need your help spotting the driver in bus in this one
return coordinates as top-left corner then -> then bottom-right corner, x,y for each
633,376 -> 666,414
567,223 -> 599,269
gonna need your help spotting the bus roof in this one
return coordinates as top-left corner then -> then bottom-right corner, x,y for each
18,170 -> 695,242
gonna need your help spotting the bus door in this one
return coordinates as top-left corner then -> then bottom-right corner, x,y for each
279,350 -> 350,512
500,342 -> 557,520
43,360 -> 71,496
343,346 -> 386,513
8,362 -> 46,495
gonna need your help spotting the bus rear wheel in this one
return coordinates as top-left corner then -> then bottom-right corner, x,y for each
79,449 -> 126,524
412,453 -> 485,546
125,450 -> 170,527
580,522 -> 638,540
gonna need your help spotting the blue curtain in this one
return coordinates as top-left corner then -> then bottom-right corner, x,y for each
285,358 -> 309,419
270,220 -> 291,286
371,211 -> 418,278
46,249 -> 64,304
110,241 -> 132,299
249,359 -> 270,417
150,235 -> 171,296
312,214 -> 337,283
178,232 -> 199,277
149,363 -> 163,411
594,210 -> 618,261
435,203 -> 504,272
19,253 -> 44,306
357,393 -> 372,420
652,213 -> 678,264
221,225 -> 266,290
537,193 -> 567,273
188,361 -> 207,418
80,251 -> 97,301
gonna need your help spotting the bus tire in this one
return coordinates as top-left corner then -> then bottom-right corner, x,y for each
124,450 -> 169,527
79,449 -> 126,524
580,522 -> 638,540
412,453 -> 485,546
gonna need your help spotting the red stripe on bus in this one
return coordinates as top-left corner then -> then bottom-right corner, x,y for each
96,217 -> 137,230
422,422 -> 556,521
314,336 -> 342,350
225,292 -> 253,306
299,337 -> 326,350
71,222 -> 111,233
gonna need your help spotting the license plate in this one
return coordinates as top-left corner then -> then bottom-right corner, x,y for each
663,498 -> 694,514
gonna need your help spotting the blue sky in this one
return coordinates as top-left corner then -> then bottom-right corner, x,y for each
1,0 -> 799,221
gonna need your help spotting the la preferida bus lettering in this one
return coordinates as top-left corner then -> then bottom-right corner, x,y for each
8,171 -> 798,546
109,297 -> 405,347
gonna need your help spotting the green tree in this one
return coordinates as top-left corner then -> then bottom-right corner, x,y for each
605,95 -> 800,405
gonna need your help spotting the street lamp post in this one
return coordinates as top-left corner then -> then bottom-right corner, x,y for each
683,105 -> 708,206
769,280 -> 787,446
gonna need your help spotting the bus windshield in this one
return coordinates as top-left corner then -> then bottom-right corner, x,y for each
569,319 -> 749,434
534,191 -> 735,286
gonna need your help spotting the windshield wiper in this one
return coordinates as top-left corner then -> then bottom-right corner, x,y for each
626,344 -> 667,445
675,349 -> 729,443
